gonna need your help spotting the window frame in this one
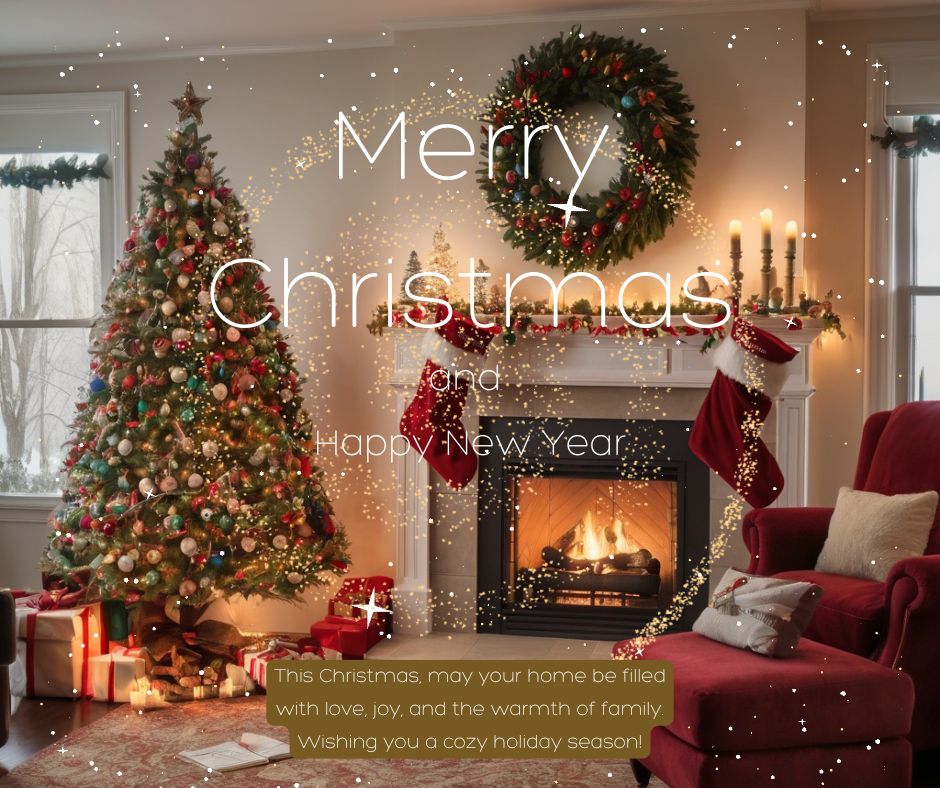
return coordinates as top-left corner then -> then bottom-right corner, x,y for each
865,41 -> 940,413
0,91 -> 126,510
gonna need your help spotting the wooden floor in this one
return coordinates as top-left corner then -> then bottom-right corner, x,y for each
0,697 -> 116,777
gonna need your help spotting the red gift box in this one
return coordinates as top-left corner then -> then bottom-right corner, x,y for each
309,576 -> 393,659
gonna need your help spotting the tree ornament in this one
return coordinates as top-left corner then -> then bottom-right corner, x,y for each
272,534 -> 289,550
117,438 -> 134,457
146,549 -> 162,565
117,554 -> 135,573
287,571 -> 303,584
179,578 -> 198,597
180,537 -> 198,556
241,536 -> 257,553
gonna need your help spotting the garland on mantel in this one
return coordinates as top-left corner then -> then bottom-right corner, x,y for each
872,116 -> 940,159
368,294 -> 846,354
0,152 -> 110,191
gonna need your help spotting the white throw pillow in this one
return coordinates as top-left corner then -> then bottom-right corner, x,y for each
815,487 -> 938,582
693,569 -> 822,657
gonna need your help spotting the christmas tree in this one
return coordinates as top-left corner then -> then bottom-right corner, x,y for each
426,224 -> 457,300
400,249 -> 423,301
474,258 -> 491,311
44,84 -> 350,613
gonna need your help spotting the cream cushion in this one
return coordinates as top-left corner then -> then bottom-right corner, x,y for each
815,487 -> 938,582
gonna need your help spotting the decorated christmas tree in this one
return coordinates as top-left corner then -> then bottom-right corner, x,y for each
43,84 -> 350,618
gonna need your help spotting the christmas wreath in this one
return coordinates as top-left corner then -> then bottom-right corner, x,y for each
479,27 -> 697,272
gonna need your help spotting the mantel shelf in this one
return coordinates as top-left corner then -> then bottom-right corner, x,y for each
386,315 -> 821,396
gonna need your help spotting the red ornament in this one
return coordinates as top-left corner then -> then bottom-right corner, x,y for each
581,239 -> 597,256
528,92 -> 539,105
511,97 -> 523,110
505,170 -> 517,185
652,124 -> 664,139
323,515 -> 336,536
121,374 -> 137,390
591,222 -> 607,238
499,132 -> 514,146
561,66 -> 574,79
560,230 -> 573,248
155,235 -> 168,251
515,217 -> 526,229
619,186 -> 633,201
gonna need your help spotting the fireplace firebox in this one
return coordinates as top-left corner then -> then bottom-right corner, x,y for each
477,417 -> 710,639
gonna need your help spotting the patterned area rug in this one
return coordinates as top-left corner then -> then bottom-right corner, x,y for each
6,696 -> 667,787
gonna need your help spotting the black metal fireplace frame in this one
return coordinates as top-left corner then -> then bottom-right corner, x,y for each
476,417 -> 710,640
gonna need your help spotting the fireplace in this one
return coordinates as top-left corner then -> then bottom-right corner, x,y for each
477,417 -> 709,639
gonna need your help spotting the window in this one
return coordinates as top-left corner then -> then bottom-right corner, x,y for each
866,43 -> 940,411
0,93 -> 125,498
911,150 -> 940,399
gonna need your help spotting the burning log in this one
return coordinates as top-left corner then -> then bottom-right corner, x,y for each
541,546 -> 659,574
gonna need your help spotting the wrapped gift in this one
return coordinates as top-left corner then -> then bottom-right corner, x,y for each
11,595 -> 106,698
241,644 -> 297,688
89,647 -> 146,703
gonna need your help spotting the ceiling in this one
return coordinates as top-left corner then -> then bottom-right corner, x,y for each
1,0 -> 939,64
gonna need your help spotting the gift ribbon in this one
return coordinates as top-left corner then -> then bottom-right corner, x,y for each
249,647 -> 292,685
107,657 -> 116,703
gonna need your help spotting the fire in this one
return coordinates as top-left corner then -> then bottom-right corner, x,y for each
565,510 -> 641,561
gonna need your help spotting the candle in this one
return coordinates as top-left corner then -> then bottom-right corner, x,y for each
784,221 -> 798,307
760,209 -> 773,250
785,220 -> 798,250
729,220 -> 743,310
729,219 -> 742,252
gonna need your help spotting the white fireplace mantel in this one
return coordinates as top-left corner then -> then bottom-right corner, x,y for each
387,316 -> 823,634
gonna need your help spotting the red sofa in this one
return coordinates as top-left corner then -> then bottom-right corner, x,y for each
309,576 -> 393,659
743,401 -> 940,751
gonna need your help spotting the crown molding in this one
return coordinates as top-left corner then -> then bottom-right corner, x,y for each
0,0 -> 813,68
808,3 -> 940,22
0,35 -> 395,69
385,0 -> 810,33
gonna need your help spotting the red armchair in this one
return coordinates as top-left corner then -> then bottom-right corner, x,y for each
743,401 -> 940,751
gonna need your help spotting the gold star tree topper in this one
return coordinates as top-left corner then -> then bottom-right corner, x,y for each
171,82 -> 210,124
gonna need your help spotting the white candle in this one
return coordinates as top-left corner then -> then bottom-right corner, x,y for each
760,209 -> 773,250
729,219 -> 742,253
785,220 -> 798,253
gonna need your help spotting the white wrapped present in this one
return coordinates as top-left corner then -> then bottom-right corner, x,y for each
11,596 -> 105,698
89,647 -> 147,703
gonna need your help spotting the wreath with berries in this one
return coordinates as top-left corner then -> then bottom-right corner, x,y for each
479,27 -> 698,272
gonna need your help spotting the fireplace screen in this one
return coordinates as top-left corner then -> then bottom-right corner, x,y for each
508,477 -> 677,610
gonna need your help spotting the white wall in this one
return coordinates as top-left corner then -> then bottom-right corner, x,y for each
0,8 -> 807,631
